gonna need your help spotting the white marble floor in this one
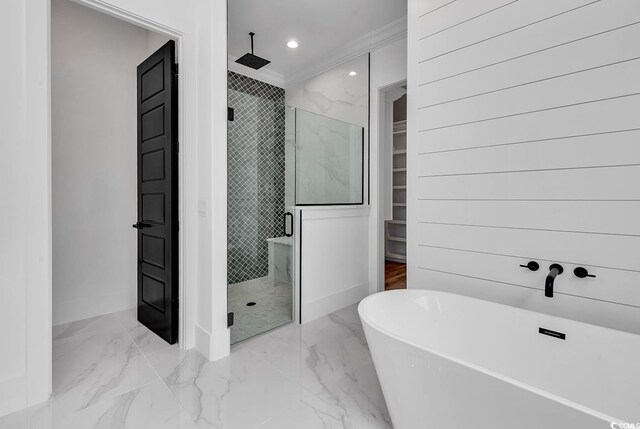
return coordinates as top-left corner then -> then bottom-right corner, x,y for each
0,304 -> 392,429
228,276 -> 293,344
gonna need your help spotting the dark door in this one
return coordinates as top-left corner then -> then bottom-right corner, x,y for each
134,40 -> 178,344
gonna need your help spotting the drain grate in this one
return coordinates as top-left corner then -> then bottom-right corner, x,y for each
246,302 -> 256,307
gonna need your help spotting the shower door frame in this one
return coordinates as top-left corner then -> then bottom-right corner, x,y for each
226,84 -> 298,344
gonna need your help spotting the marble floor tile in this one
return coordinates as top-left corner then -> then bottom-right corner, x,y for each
113,308 -> 140,332
0,381 -> 196,429
52,320 -> 159,415
304,337 -> 390,428
115,309 -> 190,379
257,385 -> 353,429
164,347 -> 304,429
243,304 -> 392,428
2,302 -> 392,429
51,380 -> 196,429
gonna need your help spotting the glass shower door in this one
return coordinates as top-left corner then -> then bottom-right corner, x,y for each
227,81 -> 294,344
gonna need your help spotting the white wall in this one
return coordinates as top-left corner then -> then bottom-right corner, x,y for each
407,0 -> 640,334
51,0 -> 167,325
1,0 -> 31,415
1,0 -> 228,416
0,0 -> 51,416
369,37 -> 408,293
298,207 -> 370,323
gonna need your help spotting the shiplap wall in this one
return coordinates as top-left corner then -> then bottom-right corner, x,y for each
407,0 -> 640,334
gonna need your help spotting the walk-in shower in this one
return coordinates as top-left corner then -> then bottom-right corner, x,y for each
227,72 -> 292,343
227,55 -> 368,344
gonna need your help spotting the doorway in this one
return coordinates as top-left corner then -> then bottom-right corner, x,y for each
382,83 -> 407,291
51,0 -> 180,341
226,73 -> 294,344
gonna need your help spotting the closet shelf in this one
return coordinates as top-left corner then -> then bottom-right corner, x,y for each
387,113 -> 407,263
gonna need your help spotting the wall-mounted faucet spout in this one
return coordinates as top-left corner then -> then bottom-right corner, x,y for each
545,264 -> 564,298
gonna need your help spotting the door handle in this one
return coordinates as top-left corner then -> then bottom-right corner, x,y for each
283,212 -> 293,237
132,222 -> 152,230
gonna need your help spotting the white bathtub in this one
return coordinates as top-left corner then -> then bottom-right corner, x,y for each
359,290 -> 640,429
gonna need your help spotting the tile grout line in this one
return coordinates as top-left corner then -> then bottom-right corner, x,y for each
47,313 -> 164,424
114,311 -> 197,426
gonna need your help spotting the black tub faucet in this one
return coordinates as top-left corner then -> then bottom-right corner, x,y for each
545,264 -> 564,298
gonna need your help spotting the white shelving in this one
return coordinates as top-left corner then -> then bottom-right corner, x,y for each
386,120 -> 407,263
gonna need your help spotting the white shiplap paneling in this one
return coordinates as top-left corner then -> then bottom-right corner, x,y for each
418,0 -> 515,39
416,245 -> 640,307
408,0 -> 640,334
417,0 -> 640,84
417,58 -> 640,129
416,200 -> 640,236
418,94 -> 640,153
418,0 -> 596,62
417,129 -> 640,175
418,23 -> 640,106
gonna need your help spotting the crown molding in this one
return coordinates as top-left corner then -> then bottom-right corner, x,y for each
285,16 -> 407,87
227,55 -> 286,88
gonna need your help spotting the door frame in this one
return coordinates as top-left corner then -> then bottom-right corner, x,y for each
373,80 -> 408,293
53,1 -> 189,347
13,0 -> 227,414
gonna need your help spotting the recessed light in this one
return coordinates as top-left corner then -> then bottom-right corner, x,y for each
349,71 -> 357,77
287,40 -> 299,49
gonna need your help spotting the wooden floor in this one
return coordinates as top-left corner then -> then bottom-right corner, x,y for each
385,260 -> 407,290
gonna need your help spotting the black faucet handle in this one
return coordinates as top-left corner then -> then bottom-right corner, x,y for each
520,261 -> 539,271
574,267 -> 596,278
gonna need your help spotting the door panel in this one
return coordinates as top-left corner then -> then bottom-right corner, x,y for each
226,87 -> 295,344
136,40 -> 178,344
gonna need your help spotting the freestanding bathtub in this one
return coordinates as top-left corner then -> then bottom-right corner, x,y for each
359,289 -> 640,429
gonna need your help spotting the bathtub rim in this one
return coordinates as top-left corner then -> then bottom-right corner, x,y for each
358,289 -> 631,423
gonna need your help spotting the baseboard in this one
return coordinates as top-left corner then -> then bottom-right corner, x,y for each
0,375 -> 27,417
195,324 -> 230,361
53,291 -> 134,325
302,282 -> 369,324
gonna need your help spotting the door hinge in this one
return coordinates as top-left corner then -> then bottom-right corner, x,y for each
228,107 -> 234,121
176,221 -> 179,231
173,63 -> 179,74
174,141 -> 179,153
227,312 -> 234,328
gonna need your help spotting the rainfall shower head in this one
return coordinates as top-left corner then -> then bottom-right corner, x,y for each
236,32 -> 271,70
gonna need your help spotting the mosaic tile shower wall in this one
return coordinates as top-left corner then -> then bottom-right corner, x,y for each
227,72 -> 286,284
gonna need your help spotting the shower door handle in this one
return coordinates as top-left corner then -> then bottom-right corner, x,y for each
284,212 -> 293,237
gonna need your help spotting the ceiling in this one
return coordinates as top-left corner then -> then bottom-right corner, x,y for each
228,0 -> 407,84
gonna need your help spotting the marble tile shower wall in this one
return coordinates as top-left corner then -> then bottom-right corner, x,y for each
227,72 -> 286,284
